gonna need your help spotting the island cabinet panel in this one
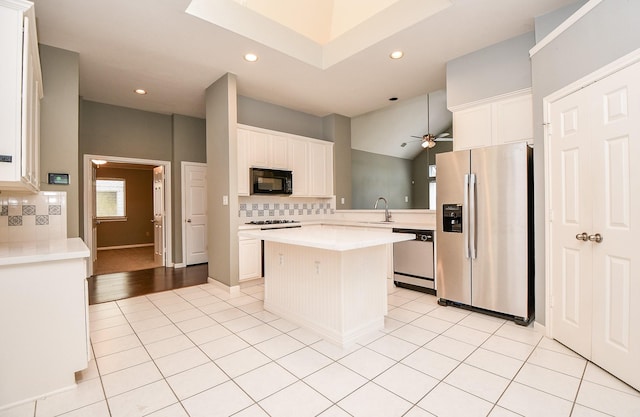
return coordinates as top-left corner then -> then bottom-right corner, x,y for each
263,242 -> 386,346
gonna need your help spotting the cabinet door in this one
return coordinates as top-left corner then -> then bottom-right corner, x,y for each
248,130 -> 270,168
237,129 -> 250,195
452,104 -> 492,151
239,238 -> 262,281
270,135 -> 288,170
288,138 -> 309,196
494,94 -> 533,145
308,141 -> 333,196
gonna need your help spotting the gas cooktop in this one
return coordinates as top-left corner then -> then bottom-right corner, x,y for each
245,219 -> 300,225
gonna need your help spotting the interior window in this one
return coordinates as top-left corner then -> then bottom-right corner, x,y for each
96,178 -> 126,219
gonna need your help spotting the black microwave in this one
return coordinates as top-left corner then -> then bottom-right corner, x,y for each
251,168 -> 293,195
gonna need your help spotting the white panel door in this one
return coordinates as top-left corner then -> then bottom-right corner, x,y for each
588,62 -> 640,389
550,60 -> 640,390
153,166 -> 165,266
549,88 -> 593,359
288,138 -> 309,196
184,163 -> 208,265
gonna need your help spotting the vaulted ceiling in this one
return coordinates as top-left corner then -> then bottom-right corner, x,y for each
32,0 -> 576,121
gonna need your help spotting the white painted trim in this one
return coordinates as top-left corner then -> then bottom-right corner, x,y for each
83,154 -> 172,277
173,263 -> 186,269
207,277 -> 241,294
542,47 -> 640,340
97,243 -> 153,251
530,0 -> 603,58
447,88 -> 532,112
181,161 -> 207,267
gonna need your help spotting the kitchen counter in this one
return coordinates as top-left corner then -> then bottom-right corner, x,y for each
238,226 -> 415,251
238,219 -> 435,231
0,238 -> 90,266
241,226 -> 414,346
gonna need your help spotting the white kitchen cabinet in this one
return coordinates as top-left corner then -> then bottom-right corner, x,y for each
452,90 -> 532,151
237,125 -> 334,197
0,0 -> 42,192
288,137 -> 309,196
0,238 -> 89,409
308,141 -> 334,197
246,129 -> 288,170
238,236 -> 261,281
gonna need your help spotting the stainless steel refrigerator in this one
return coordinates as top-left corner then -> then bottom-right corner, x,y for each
435,142 -> 533,325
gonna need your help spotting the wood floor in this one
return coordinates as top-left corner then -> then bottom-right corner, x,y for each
88,263 -> 209,305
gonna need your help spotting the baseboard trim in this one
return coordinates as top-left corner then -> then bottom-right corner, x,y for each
173,263 -> 186,269
207,277 -> 241,294
97,243 -> 154,251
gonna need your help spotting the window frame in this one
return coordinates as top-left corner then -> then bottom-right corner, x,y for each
95,177 -> 127,221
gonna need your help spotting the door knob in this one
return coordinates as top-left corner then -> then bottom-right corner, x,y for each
575,232 -> 589,241
588,233 -> 603,243
186,219 -> 192,223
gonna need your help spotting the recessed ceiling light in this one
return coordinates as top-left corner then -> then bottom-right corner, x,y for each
244,53 -> 258,62
389,50 -> 404,59
134,89 -> 147,95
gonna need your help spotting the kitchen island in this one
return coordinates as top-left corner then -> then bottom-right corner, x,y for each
0,238 -> 90,410
238,227 -> 414,346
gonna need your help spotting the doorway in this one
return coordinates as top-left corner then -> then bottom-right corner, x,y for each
83,154 -> 172,277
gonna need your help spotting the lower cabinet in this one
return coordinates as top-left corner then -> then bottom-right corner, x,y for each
0,251 -> 89,408
239,236 -> 262,281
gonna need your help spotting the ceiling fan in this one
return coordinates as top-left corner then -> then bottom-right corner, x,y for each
400,92 -> 453,149
400,132 -> 452,149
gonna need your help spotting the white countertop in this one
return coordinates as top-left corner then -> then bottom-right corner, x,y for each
238,219 -> 435,231
0,238 -> 90,266
239,227 -> 415,251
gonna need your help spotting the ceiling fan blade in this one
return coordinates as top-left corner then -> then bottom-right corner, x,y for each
435,137 -> 453,142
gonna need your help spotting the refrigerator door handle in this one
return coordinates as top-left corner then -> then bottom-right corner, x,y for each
469,173 -> 477,259
463,174 -> 470,259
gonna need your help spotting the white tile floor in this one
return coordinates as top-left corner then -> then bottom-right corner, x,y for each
3,282 -> 640,417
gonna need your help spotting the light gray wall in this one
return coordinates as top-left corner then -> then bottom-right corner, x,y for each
172,114 -> 206,264
446,32 -> 535,108
531,0 -> 640,325
238,95 -> 326,140
79,100 -> 207,264
39,45 -> 80,237
206,73 -> 239,287
323,114 -> 351,209
351,150 -> 411,210
79,100 -> 172,161
534,1 -> 588,42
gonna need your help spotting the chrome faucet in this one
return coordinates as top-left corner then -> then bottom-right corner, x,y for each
374,197 -> 392,222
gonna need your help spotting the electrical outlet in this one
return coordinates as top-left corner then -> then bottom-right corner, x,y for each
222,195 -> 228,205
314,261 -> 320,275
405,196 -> 409,202
341,197 -> 345,205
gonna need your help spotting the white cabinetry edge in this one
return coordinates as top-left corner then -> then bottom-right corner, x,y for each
0,238 -> 89,266
448,88 -> 532,113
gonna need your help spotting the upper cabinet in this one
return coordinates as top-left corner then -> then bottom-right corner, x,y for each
237,125 -> 334,198
0,0 -> 42,192
451,90 -> 532,151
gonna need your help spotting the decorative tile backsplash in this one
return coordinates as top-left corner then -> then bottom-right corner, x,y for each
0,191 -> 67,243
238,196 -> 335,222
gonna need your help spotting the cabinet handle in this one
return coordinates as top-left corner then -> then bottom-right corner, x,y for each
588,233 -> 603,243
575,232 -> 589,241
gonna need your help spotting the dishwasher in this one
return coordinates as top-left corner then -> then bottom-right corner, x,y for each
392,229 -> 435,294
